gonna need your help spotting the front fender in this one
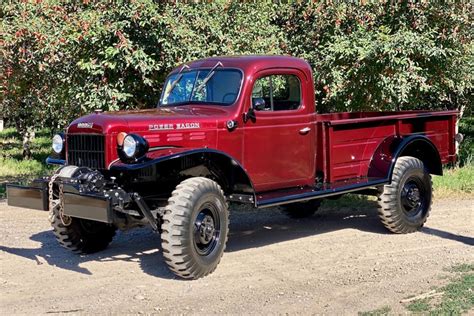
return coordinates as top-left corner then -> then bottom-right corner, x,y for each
110,147 -> 256,198
110,147 -> 231,171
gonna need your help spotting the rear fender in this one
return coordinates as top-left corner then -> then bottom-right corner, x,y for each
368,135 -> 443,182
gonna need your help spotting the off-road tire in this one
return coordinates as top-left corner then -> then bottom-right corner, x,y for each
51,213 -> 116,254
281,200 -> 321,218
377,156 -> 432,233
161,177 -> 229,280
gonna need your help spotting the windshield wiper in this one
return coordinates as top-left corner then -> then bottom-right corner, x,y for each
190,61 -> 223,99
160,64 -> 190,105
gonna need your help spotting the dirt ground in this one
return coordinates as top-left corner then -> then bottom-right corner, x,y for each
0,197 -> 472,315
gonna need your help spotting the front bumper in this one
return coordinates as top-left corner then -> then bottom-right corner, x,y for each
7,181 -> 49,211
6,180 -> 114,223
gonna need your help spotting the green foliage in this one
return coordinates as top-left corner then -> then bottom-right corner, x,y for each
276,2 -> 473,113
1,1 -> 282,131
457,117 -> 474,167
1,1 -> 472,136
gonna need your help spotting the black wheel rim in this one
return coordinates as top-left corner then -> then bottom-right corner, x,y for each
400,176 -> 427,218
193,202 -> 220,256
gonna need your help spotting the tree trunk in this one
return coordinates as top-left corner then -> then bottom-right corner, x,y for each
22,129 -> 33,160
13,114 -> 35,160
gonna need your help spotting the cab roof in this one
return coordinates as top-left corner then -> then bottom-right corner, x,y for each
171,55 -> 313,78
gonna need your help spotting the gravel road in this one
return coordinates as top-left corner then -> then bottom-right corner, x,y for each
0,198 -> 472,315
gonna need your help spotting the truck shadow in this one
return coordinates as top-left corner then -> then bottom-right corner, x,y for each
226,204 -> 474,252
0,228 -> 176,279
1,200 -> 472,279
225,202 -> 388,252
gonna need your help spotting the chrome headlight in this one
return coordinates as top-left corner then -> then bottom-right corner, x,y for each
118,133 -> 149,162
123,135 -> 137,158
52,134 -> 64,154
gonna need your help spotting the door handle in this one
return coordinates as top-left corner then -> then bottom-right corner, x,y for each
299,127 -> 311,135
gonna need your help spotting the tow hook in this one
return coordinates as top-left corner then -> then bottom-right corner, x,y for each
132,193 -> 161,233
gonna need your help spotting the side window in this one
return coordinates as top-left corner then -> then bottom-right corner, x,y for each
251,76 -> 272,111
251,74 -> 301,111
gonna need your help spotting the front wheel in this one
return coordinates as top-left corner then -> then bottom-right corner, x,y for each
51,213 -> 116,254
377,156 -> 432,233
49,167 -> 116,254
161,177 -> 229,279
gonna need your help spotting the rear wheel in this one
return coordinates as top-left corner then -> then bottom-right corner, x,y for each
161,177 -> 229,279
377,156 -> 432,233
281,200 -> 321,218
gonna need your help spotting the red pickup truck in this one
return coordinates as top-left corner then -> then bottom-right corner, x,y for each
7,56 -> 460,279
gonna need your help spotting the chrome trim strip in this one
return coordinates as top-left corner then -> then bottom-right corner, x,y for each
108,147 -> 179,169
148,146 -> 178,152
107,158 -> 120,169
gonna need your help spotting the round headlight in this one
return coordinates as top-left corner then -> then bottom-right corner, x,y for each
118,133 -> 149,162
52,134 -> 64,154
122,135 -> 137,158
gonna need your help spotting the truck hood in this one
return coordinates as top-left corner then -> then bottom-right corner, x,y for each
67,105 -> 232,134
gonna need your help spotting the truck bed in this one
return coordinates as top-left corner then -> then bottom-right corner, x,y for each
256,110 -> 458,208
314,110 -> 458,183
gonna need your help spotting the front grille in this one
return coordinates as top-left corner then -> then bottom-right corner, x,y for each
67,134 -> 106,169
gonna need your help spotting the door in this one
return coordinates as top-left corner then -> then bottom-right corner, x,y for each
243,70 -> 315,192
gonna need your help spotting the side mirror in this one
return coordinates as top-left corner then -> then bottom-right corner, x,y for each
252,98 -> 266,111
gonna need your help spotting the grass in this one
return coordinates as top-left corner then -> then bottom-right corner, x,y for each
432,165 -> 474,198
406,298 -> 431,312
450,263 -> 474,273
0,157 -> 51,181
403,263 -> 474,315
358,306 -> 391,316
358,264 -> 474,315
0,128 -> 55,198
432,116 -> 473,197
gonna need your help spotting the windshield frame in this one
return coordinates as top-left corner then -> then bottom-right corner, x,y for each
158,67 -> 244,107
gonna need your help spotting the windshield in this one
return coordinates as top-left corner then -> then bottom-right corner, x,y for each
160,69 -> 242,106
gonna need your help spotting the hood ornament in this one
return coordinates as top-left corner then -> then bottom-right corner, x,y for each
77,122 -> 94,128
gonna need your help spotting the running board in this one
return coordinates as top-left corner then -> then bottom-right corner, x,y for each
256,178 -> 387,208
